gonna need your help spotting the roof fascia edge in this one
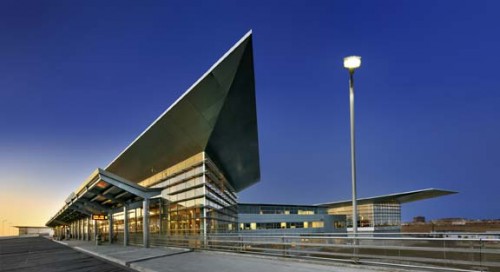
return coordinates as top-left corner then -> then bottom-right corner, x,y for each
315,188 -> 457,206
98,168 -> 161,193
104,30 -> 253,170
99,173 -> 160,199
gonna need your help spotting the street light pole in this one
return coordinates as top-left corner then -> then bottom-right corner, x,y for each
349,69 -> 358,237
344,56 -> 361,236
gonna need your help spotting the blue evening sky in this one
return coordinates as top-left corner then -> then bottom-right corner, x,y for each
1,0 -> 499,226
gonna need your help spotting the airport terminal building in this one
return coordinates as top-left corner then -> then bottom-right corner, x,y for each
46,32 -> 455,247
237,188 -> 454,235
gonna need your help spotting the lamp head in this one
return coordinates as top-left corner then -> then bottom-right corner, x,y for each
343,56 -> 361,70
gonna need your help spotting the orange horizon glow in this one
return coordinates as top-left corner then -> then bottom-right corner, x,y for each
0,139 -> 112,237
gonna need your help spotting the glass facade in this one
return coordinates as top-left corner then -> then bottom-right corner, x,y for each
141,152 -> 238,238
373,202 -> 401,227
239,221 -> 327,230
54,152 -> 240,245
239,205 -> 323,215
238,204 -> 347,233
87,199 -> 168,245
53,162 -> 409,245
327,202 -> 401,228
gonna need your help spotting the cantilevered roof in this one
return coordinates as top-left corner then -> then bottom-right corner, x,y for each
46,168 -> 161,227
105,30 -> 260,192
317,188 -> 457,207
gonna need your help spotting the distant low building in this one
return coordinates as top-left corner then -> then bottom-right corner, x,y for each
413,216 -> 426,223
238,203 -> 346,234
14,226 -> 53,236
433,218 -> 467,225
237,189 -> 456,235
317,189 -> 456,233
402,219 -> 500,233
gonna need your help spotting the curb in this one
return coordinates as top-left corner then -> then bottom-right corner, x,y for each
74,246 -> 128,266
52,239 -> 68,246
50,239 -> 136,271
51,240 -> 193,272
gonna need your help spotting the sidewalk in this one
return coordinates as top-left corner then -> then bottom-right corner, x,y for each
54,239 -> 190,268
54,239 -> 420,272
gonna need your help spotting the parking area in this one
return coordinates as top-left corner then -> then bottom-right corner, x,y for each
0,237 -> 132,272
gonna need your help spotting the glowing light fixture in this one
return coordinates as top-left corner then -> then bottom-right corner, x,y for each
343,56 -> 361,70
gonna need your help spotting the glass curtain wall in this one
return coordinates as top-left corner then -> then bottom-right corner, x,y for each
373,202 -> 401,227
107,199 -> 166,246
204,156 -> 238,234
328,202 -> 401,228
128,208 -> 142,245
93,152 -> 239,247
239,205 -> 322,215
136,152 -> 238,245
97,220 -> 109,241
328,204 -> 374,228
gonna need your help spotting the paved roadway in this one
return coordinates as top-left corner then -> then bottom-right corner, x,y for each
62,239 -> 418,272
2,237 -> 430,272
0,237 -> 132,272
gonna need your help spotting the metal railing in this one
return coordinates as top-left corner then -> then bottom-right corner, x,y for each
147,233 -> 500,272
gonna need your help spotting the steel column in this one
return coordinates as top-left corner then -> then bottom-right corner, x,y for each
87,217 -> 90,241
143,198 -> 150,248
124,205 -> 129,246
108,212 -> 113,244
158,199 -> 163,234
349,70 -> 358,236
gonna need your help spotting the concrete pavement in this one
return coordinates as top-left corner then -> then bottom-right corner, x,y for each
56,238 -> 426,272
0,236 -> 131,272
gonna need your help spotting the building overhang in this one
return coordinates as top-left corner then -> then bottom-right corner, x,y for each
103,31 -> 260,192
46,168 -> 161,227
317,188 -> 457,208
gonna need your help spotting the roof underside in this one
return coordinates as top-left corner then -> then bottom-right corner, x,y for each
317,188 -> 457,207
46,169 -> 161,227
105,31 -> 260,192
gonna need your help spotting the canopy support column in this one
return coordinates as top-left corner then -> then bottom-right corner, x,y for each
108,212 -> 113,244
87,217 -> 91,241
124,205 -> 129,246
143,198 -> 149,248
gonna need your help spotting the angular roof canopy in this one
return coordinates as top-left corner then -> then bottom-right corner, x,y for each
317,188 -> 457,207
46,168 -> 162,227
105,31 -> 260,192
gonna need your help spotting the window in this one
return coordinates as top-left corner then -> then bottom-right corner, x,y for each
311,221 -> 324,228
334,221 -> 346,229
